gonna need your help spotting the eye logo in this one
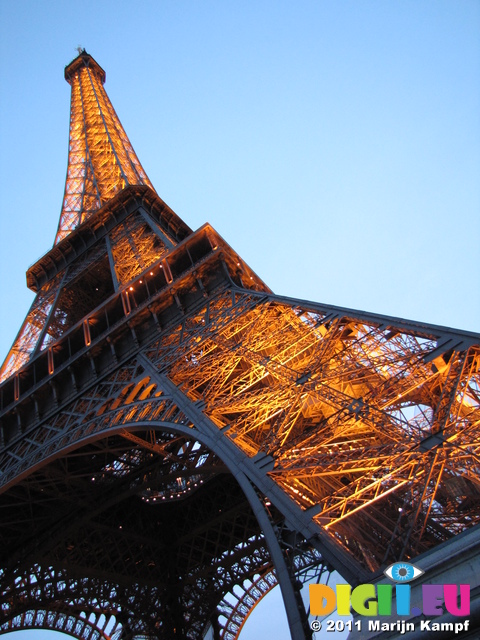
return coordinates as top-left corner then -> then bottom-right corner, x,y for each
310,561 -> 470,619
384,562 -> 424,583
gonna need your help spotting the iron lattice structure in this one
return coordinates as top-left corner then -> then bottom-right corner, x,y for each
57,51 -> 154,245
0,51 -> 479,640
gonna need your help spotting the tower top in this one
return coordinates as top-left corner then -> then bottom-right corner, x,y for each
64,49 -> 106,85
55,51 -> 154,244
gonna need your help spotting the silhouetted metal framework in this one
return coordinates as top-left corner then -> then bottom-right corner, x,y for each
0,51 -> 479,640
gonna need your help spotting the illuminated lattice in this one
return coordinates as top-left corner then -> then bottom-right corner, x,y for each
55,50 -> 153,244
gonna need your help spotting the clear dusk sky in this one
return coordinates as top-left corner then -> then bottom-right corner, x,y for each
0,1 -> 479,639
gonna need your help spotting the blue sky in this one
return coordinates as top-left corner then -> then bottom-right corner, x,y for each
0,1 -> 479,638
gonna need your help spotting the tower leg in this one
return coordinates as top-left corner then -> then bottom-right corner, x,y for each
139,357 -> 311,639
236,475 -> 312,640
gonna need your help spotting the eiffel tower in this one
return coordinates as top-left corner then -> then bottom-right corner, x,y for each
1,50 -> 479,640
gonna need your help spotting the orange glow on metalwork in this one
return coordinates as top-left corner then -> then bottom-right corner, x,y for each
159,293 -> 480,569
55,52 -> 154,245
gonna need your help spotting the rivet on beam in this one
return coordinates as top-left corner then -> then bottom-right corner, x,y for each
68,366 -> 78,392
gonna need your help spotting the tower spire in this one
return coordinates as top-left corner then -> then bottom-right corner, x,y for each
55,49 -> 154,244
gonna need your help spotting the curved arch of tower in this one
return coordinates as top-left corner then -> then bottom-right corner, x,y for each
0,51 -> 479,639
